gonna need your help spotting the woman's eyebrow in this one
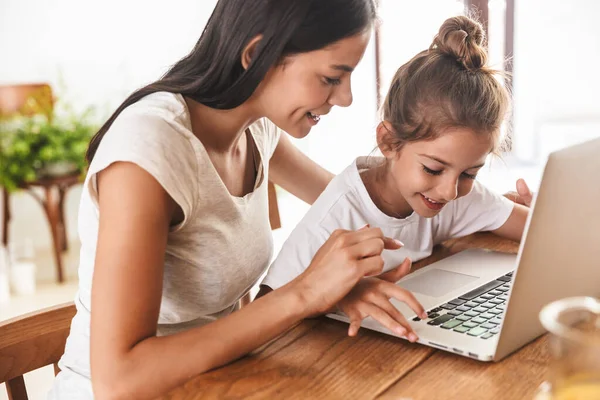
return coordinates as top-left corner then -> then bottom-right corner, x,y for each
330,64 -> 354,72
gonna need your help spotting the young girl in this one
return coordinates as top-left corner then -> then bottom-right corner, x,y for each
261,15 -> 530,343
49,1 -> 416,399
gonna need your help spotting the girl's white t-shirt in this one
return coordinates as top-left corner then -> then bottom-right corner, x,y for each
49,92 -> 280,399
262,156 -> 515,291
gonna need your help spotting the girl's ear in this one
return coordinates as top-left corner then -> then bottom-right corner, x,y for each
376,121 -> 398,158
241,35 -> 263,70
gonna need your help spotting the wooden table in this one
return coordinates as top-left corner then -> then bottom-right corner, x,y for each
2,172 -> 80,283
162,233 -> 551,400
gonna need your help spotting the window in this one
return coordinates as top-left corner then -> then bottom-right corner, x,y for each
375,0 -> 465,105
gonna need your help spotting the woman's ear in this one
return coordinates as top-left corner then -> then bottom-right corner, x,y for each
376,121 -> 398,158
241,35 -> 263,70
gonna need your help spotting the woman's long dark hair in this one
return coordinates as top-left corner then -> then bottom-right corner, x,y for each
86,0 -> 376,162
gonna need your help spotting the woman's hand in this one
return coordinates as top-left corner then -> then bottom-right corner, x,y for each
337,258 -> 427,342
290,226 -> 403,317
504,178 -> 533,207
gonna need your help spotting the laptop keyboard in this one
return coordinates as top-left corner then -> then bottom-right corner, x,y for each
412,272 -> 514,340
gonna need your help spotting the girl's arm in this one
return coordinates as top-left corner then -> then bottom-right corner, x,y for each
91,162 -> 393,400
269,133 -> 334,204
491,203 -> 529,242
503,178 -> 534,207
494,179 -> 533,242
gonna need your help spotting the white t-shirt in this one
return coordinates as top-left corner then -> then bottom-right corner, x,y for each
262,157 -> 514,291
49,92 -> 280,399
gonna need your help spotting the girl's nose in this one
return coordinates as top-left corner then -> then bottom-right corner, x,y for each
439,178 -> 459,202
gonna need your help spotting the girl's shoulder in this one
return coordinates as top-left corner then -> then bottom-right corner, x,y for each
304,159 -> 372,230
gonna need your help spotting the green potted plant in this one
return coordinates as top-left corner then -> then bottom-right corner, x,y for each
0,106 -> 98,191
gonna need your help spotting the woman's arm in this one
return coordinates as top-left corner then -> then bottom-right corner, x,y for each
91,162 -> 393,400
91,162 -> 306,399
269,133 -> 334,204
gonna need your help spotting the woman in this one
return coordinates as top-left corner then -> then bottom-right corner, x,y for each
49,1 -> 399,399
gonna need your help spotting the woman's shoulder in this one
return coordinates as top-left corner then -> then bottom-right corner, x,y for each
91,92 -> 199,184
118,92 -> 190,131
127,91 -> 186,113
87,92 -> 200,220
103,92 -> 195,153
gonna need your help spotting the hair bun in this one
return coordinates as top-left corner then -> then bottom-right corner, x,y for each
430,16 -> 487,71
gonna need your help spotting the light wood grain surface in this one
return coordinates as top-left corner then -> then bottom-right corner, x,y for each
162,233 -> 549,400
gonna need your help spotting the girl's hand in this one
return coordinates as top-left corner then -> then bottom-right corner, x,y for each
291,226 -> 402,316
504,178 -> 533,207
337,258 -> 427,342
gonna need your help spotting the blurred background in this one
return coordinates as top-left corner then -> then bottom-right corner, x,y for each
1,0 -> 599,397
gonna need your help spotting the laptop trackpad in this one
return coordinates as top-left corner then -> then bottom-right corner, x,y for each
398,269 -> 479,298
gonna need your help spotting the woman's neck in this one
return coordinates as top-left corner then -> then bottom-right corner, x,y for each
184,97 -> 261,153
361,163 -> 414,219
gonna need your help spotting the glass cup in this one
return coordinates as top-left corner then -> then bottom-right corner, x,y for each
0,245 -> 10,303
8,239 -> 37,295
534,297 -> 600,400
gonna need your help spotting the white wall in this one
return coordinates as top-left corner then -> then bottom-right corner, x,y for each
298,37 -> 378,174
0,0 -> 219,281
0,0 -> 218,112
377,0 -> 465,99
512,0 -> 600,161
0,0 -> 379,282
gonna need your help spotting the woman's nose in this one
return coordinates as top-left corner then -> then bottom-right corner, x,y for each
329,81 -> 353,108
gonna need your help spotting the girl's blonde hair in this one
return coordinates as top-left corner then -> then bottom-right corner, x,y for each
380,15 -> 510,154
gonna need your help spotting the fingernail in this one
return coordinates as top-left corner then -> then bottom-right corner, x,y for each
409,333 -> 419,342
421,312 -> 428,319
394,239 -> 404,247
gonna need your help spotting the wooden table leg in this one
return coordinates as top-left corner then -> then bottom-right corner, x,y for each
2,187 -> 9,247
6,375 -> 27,400
57,186 -> 67,251
43,187 -> 64,283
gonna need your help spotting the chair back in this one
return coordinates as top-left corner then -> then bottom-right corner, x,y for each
0,302 -> 76,400
0,83 -> 54,120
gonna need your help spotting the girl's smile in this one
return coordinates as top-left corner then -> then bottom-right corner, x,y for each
366,126 -> 493,220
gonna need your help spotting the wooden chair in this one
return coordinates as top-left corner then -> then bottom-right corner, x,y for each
267,181 -> 281,231
0,84 -> 54,120
0,302 -> 76,400
0,83 -> 79,283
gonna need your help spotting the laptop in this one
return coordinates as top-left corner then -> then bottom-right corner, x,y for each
328,137 -> 600,361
